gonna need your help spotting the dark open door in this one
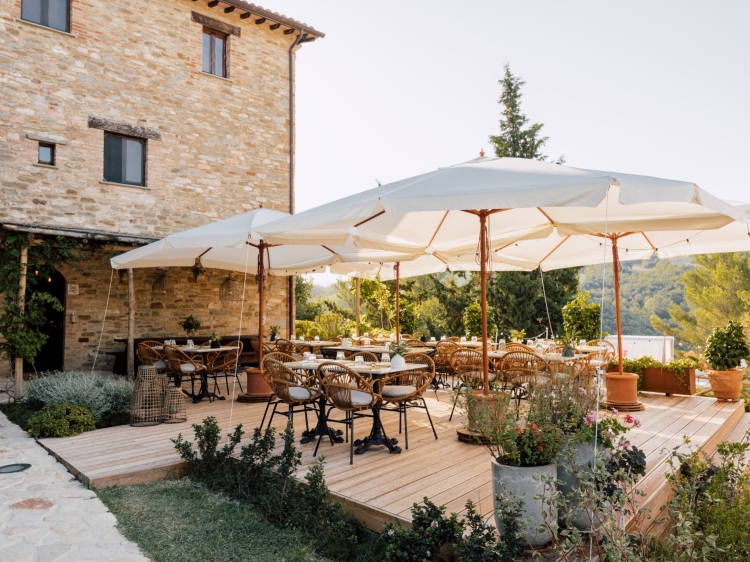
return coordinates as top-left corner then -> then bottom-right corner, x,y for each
24,269 -> 66,373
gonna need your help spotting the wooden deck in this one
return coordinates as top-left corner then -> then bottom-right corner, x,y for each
37,389 -> 747,531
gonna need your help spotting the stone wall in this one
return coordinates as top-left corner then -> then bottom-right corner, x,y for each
0,0 -> 295,235
4,245 -> 290,374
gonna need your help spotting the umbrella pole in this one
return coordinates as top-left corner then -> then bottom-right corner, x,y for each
479,212 -> 489,395
258,242 -> 266,369
355,277 -> 361,337
395,263 -> 400,344
611,238 -> 624,375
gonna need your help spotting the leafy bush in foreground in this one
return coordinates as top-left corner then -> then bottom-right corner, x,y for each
173,416 -> 379,561
27,403 -> 95,438
26,370 -> 133,426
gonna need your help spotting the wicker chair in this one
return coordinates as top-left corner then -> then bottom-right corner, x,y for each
434,341 -> 462,389
405,339 -> 428,347
400,334 -> 414,340
446,336 -> 461,342
136,341 -> 168,374
448,349 -> 495,421
164,345 -> 207,398
350,351 -> 378,363
499,352 -> 549,414
583,341 -> 614,379
262,357 -> 321,435
316,362 -> 379,464
249,336 -> 275,364
503,342 -> 534,353
206,341 -> 245,395
586,339 -> 616,353
259,352 -> 299,428
274,338 -> 301,356
380,352 -> 438,449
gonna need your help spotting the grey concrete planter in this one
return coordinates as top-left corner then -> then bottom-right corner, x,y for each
491,458 -> 556,549
558,439 -> 601,531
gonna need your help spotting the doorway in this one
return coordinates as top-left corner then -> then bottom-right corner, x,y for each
24,269 -> 66,373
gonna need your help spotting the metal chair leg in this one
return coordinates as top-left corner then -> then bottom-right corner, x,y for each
449,383 -> 465,421
350,413 -> 355,465
423,397 -> 438,440
404,402 -> 409,450
266,402 -> 279,430
260,395 -> 274,428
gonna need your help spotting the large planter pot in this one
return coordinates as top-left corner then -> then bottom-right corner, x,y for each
492,459 -> 556,549
210,340 -> 221,349
641,367 -> 695,396
604,372 -> 639,405
237,367 -> 274,403
464,391 -> 505,434
706,369 -> 744,401
390,354 -> 406,370
557,439 -> 604,531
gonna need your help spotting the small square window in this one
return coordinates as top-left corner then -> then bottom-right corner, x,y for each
38,143 -> 55,166
202,29 -> 227,78
103,134 -> 146,186
22,0 -> 70,32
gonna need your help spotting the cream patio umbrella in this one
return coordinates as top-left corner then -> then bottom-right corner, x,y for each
256,156 -> 750,393
110,208 -> 424,367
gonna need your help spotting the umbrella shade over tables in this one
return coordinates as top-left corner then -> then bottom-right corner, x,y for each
257,156 -> 750,390
110,208 -> 427,366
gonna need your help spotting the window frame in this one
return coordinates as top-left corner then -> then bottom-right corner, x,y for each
38,142 -> 55,166
21,0 -> 71,33
102,133 -> 147,187
202,27 -> 228,78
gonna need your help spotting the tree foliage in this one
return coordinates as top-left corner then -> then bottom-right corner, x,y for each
650,253 -> 750,349
562,291 -> 602,341
0,233 -> 82,369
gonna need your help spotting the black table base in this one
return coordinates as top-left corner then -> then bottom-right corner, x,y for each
178,372 -> 225,404
355,403 -> 401,455
302,396 -> 343,447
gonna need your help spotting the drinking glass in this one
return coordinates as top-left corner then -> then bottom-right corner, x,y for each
299,336 -> 305,341
291,333 -> 296,341
579,339 -> 587,347
430,337 -> 436,342
354,355 -> 364,365
314,335 -> 320,341
461,336 -> 467,343
364,332 -> 370,337
363,338 -> 371,346
441,335 -> 446,341
471,336 -> 477,343
336,351 -> 345,361
381,353 -> 390,363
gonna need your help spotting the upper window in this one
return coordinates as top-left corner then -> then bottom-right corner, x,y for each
202,29 -> 227,78
38,142 -> 55,166
103,135 -> 145,186
21,0 -> 70,32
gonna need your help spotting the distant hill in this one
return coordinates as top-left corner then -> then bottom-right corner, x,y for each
311,284 -> 337,300
580,256 -> 694,336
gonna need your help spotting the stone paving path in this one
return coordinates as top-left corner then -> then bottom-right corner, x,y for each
0,412 -> 149,562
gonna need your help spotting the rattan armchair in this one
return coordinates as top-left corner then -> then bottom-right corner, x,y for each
349,351 -> 378,363
262,357 -> 321,435
380,353 -> 438,449
164,345 -> 206,398
446,336 -> 461,342
316,362 -> 378,464
448,349 -> 494,421
434,341 -> 461,389
206,341 -> 245,395
136,341 -> 168,374
499,352 -> 549,414
259,352 -> 298,428
503,342 -> 534,353
405,339 -> 428,347
274,338 -> 304,359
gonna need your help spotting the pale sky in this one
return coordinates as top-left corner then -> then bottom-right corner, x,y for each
268,0 -> 750,215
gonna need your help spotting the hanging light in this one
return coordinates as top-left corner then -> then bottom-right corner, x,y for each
151,271 -> 174,301
220,275 -> 240,302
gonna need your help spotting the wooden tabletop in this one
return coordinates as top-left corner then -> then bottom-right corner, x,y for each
289,360 -> 425,375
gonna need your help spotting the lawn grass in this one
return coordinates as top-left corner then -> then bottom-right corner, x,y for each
97,478 -> 327,562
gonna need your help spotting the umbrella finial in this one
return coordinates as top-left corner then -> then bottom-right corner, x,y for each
259,203 -> 264,208
479,148 -> 485,157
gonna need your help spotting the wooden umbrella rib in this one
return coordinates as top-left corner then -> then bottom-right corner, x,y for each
427,211 -> 450,247
641,232 -> 657,250
538,236 -> 570,265
354,210 -> 385,227
537,207 -> 556,225
321,245 -> 336,254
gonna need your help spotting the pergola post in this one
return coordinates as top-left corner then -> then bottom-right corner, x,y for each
355,277 -> 360,337
127,268 -> 135,377
14,245 -> 28,398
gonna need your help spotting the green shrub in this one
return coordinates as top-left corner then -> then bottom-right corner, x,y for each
27,403 -> 95,438
562,291 -> 601,341
0,399 -> 44,429
705,320 -> 750,371
463,302 -> 497,339
25,370 -> 133,426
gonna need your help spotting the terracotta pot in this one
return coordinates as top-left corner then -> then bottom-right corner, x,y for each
642,367 -> 696,396
706,369 -> 744,401
245,367 -> 273,396
466,390 -> 504,432
604,372 -> 639,404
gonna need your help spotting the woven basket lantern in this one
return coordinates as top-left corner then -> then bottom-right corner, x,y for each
163,387 -> 187,423
131,366 -> 164,426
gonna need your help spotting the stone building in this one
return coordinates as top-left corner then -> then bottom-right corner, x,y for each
0,0 -> 323,374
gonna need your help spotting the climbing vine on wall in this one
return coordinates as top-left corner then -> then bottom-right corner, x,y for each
0,233 -> 83,369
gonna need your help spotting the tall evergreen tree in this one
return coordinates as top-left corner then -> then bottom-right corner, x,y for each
488,63 -> 552,161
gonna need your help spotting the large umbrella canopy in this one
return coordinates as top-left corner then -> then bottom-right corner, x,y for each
256,157 -> 750,392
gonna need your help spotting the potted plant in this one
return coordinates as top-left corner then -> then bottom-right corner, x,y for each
509,328 -> 526,343
208,331 -> 222,349
705,320 -> 749,401
269,325 -> 280,342
557,329 -> 578,358
388,341 -> 409,370
179,314 -> 201,337
470,390 -> 563,549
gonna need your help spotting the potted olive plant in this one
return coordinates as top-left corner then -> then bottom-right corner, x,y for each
208,331 -> 222,349
179,314 -> 201,337
705,320 -> 749,401
388,341 -> 409,370
469,389 -> 563,549
269,325 -> 280,342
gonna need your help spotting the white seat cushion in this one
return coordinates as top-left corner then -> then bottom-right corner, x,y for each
180,363 -> 198,373
289,386 -> 312,401
382,385 -> 416,399
351,389 -> 373,406
465,371 -> 496,382
153,360 -> 167,370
